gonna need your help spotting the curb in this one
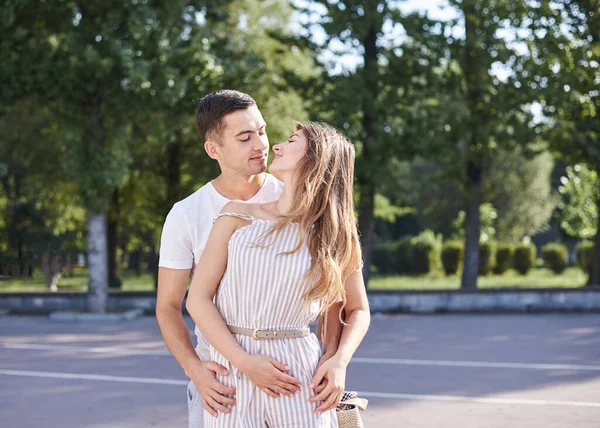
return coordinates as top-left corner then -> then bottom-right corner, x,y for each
49,308 -> 144,323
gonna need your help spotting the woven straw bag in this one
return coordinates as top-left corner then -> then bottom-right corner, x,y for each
337,391 -> 368,428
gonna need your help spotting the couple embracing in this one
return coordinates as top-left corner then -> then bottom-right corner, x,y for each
157,89 -> 370,427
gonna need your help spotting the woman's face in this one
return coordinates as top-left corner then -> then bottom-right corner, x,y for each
269,129 -> 308,180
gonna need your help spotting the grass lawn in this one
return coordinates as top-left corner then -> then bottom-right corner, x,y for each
0,267 -> 155,292
369,267 -> 588,290
0,267 -> 588,292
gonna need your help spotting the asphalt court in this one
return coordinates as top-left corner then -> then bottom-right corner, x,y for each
1,313 -> 599,427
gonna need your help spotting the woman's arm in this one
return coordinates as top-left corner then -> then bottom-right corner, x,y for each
185,214 -> 241,366
186,209 -> 301,399
309,269 -> 371,411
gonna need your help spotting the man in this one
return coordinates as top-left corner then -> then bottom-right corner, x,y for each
156,90 -> 340,427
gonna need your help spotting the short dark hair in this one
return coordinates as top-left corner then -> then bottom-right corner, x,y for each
195,90 -> 257,142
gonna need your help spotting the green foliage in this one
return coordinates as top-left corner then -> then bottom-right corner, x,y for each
526,2 -> 600,176
372,236 -> 413,275
479,240 -> 496,276
575,241 -> 595,276
413,0 -> 538,289
396,237 -> 414,275
441,241 -> 464,276
513,244 -> 537,276
0,97 -> 86,271
557,165 -> 599,239
452,203 -> 497,243
1,1 -> 316,279
485,149 -> 557,242
541,243 -> 568,274
374,194 -> 412,224
525,1 -> 600,284
306,0 -> 452,284
495,244 -> 515,275
410,230 -> 442,275
372,240 -> 399,276
3,0 -> 598,291
392,158 -> 464,235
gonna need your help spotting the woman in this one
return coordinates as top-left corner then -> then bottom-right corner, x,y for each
186,122 -> 370,427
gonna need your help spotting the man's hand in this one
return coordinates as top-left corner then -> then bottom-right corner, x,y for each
236,354 -> 302,398
187,360 -> 236,417
311,352 -> 334,394
308,355 -> 346,412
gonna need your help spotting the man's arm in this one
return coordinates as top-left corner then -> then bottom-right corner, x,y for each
156,267 -> 235,417
320,302 -> 344,359
309,270 -> 371,412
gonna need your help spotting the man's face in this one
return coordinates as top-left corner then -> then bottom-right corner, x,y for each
207,106 -> 269,176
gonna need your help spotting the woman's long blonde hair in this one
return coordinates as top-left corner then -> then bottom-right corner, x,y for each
262,122 -> 362,318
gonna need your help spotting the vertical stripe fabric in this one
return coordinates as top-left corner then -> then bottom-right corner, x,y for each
204,212 -> 337,428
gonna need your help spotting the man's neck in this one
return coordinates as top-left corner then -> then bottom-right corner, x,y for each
211,173 -> 267,201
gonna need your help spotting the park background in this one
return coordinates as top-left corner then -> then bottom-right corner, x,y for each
1,0 -> 599,311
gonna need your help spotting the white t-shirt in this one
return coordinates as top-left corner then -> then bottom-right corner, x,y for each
158,174 -> 284,359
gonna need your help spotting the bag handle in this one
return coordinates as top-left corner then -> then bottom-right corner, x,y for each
339,397 -> 369,411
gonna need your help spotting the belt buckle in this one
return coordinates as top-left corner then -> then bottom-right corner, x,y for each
252,329 -> 278,340
252,329 -> 266,340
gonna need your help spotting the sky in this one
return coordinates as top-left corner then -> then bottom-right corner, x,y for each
293,0 -> 460,74
291,0 -> 543,121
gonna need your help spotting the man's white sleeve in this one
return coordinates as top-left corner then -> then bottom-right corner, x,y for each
158,204 -> 194,269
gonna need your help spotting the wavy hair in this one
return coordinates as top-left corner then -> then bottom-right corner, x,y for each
261,122 -> 362,319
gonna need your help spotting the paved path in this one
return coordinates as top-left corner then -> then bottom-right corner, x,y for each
1,313 -> 599,427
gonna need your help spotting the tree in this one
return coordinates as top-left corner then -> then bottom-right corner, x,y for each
2,1 -> 194,310
124,0 -> 317,287
452,202 -> 498,243
388,148 -> 556,243
306,0 -> 441,285
485,149 -> 557,242
526,0 -> 600,285
0,96 -> 85,280
2,0 -> 317,298
557,165 -> 599,240
409,0 -> 538,288
388,157 -> 465,236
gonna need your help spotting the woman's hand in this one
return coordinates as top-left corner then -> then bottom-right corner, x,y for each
308,355 -> 347,412
236,354 -> 302,398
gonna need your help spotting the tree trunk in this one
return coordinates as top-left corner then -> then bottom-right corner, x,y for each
130,249 -> 142,276
107,189 -> 122,288
461,161 -> 482,289
86,211 -> 109,313
85,89 -> 110,312
17,240 -> 26,276
148,247 -> 159,290
358,184 -> 375,285
357,13 -> 379,287
49,255 -> 61,292
166,139 -> 182,211
66,254 -> 74,277
460,0 -> 485,290
587,200 -> 600,286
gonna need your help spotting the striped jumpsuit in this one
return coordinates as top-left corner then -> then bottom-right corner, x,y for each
204,212 -> 337,428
